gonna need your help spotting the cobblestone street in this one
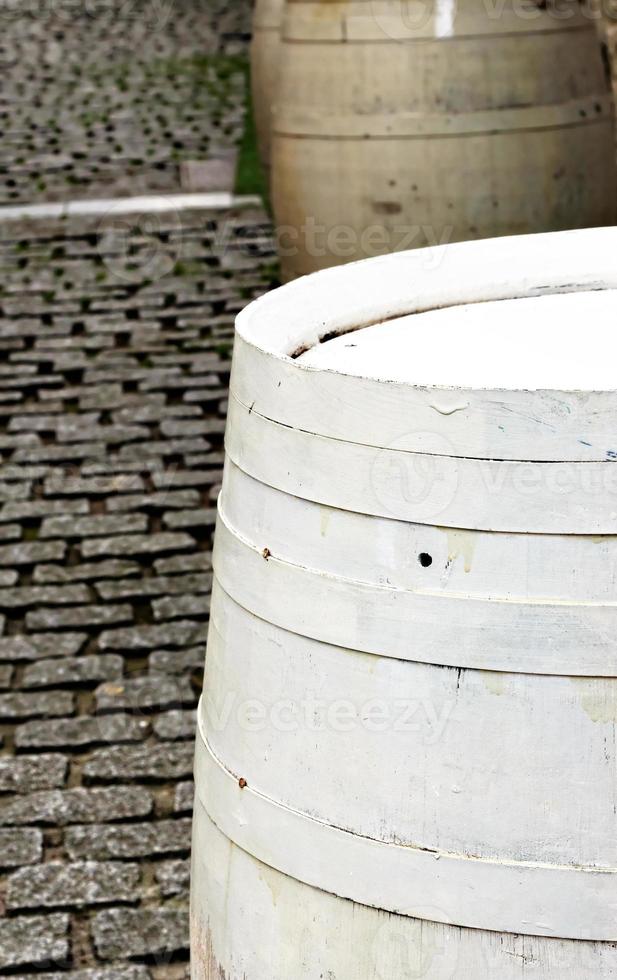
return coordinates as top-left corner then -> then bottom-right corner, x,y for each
0,0 -> 252,203
0,0 -> 277,973
0,204 -> 277,976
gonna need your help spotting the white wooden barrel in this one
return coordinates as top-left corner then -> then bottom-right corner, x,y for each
271,0 -> 617,280
192,228 -> 617,978
250,0 -> 284,174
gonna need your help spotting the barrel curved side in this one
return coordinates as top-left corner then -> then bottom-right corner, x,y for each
192,800 -> 617,978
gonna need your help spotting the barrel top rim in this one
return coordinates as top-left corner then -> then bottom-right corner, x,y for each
235,227 -> 617,394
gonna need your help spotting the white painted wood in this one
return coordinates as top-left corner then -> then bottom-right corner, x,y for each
226,394 -> 617,533
203,582 -> 617,868
222,459 -> 617,603
191,230 -> 617,969
298,291 -> 617,390
213,514 -> 617,675
231,228 -> 617,461
236,228 -> 617,361
194,723 -> 617,941
231,331 -> 617,463
192,803 -> 617,980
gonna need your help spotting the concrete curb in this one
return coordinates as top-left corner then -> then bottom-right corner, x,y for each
0,193 -> 264,223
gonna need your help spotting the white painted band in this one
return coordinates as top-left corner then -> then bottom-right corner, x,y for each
193,798 -> 617,979
233,229 -> 617,463
203,581 -> 617,868
225,395 -> 617,534
194,721 -> 617,942
221,459 -> 617,604
213,508 -> 617,675
229,336 -> 617,463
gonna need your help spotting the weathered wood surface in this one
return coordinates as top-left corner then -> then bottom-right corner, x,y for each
194,719 -> 617,941
192,802 -> 617,979
203,582 -> 617,869
251,0 -> 284,172
232,230 -> 617,461
192,231 -> 617,974
213,510 -> 617,674
271,0 -> 616,277
225,395 -> 617,533
221,461 -> 617,605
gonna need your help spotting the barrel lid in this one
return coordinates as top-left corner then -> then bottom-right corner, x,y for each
297,290 -> 617,390
236,228 -> 617,394
233,230 -> 617,463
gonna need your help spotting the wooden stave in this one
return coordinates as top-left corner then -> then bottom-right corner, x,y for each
282,0 -> 601,42
272,2 -> 616,276
195,719 -> 617,941
222,458 -> 617,604
203,580 -> 617,870
250,0 -> 284,171
213,508 -> 617,676
192,802 -> 617,978
225,394 -> 617,534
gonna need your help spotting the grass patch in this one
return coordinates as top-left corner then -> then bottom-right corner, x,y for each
145,53 -> 269,205
183,54 -> 269,204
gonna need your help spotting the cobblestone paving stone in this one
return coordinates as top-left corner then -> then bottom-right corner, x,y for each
0,205 -> 278,975
0,0 -> 253,204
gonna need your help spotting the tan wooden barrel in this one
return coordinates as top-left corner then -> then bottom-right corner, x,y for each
250,0 -> 284,174
271,0 -> 617,280
191,229 -> 617,977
